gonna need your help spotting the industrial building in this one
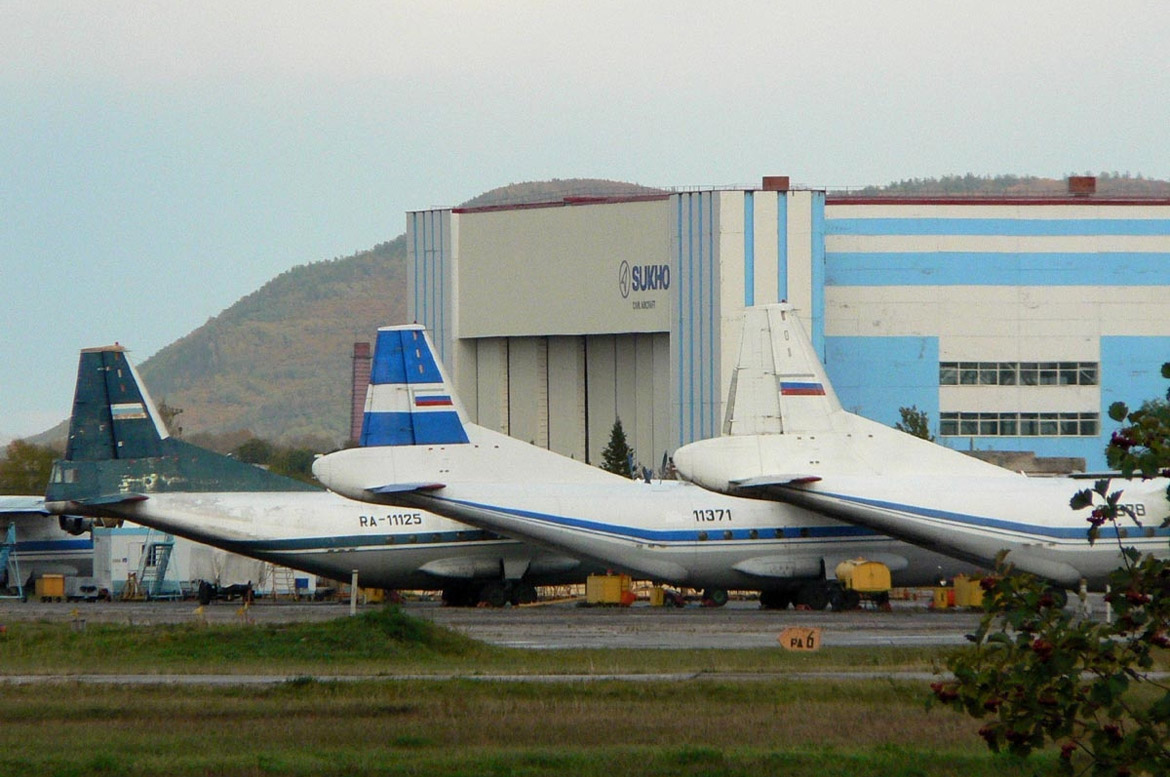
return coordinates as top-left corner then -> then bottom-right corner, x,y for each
403,177 -> 1170,472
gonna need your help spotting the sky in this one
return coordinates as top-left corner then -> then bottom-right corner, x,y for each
3,2 -> 1169,444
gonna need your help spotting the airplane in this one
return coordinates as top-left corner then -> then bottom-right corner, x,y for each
1,496 -> 93,594
42,344 -> 598,606
671,303 -> 1170,592
311,324 -> 976,609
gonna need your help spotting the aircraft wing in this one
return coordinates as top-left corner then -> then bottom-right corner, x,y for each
41,493 -> 148,516
63,493 -> 148,507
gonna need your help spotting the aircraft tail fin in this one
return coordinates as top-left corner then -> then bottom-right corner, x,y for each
724,305 -> 844,436
47,346 -> 316,505
360,326 -> 471,447
65,346 -> 170,461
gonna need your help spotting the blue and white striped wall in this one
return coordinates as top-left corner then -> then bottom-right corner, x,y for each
822,201 -> 1170,470
406,210 -> 454,366
670,189 -> 825,448
671,191 -> 719,447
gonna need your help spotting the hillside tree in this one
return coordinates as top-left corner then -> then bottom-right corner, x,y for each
0,440 -> 58,494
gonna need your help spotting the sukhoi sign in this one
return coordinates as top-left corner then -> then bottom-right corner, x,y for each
619,260 -> 670,299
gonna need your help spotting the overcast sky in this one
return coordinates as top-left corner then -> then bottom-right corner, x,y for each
3,2 -> 1169,444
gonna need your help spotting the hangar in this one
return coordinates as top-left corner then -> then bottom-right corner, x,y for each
403,177 -> 1170,472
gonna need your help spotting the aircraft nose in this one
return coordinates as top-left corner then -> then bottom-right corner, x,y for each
311,454 -> 330,483
672,445 -> 694,481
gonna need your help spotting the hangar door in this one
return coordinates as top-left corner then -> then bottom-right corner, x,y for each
471,333 -> 671,471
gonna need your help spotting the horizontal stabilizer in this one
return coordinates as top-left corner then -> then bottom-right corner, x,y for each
731,474 -> 822,489
368,482 -> 446,495
0,496 -> 49,517
69,493 -> 148,507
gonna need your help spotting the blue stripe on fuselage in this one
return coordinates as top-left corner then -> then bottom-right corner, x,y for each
430,496 -> 877,544
806,490 -> 1170,542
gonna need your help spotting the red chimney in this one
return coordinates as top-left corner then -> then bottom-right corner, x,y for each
350,342 -> 372,443
762,176 -> 790,192
1068,176 -> 1096,196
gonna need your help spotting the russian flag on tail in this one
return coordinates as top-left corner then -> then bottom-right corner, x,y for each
780,382 -> 826,396
360,327 -> 470,447
413,394 -> 454,408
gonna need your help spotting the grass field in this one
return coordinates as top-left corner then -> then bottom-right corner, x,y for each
0,606 -> 947,675
0,607 -> 1056,776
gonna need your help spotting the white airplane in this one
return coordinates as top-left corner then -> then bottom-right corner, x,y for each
672,304 -> 1170,591
42,344 -> 597,606
1,496 -> 93,592
311,325 -> 974,609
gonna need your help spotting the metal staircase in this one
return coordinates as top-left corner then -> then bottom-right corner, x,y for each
136,530 -> 177,599
0,524 -> 24,600
267,563 -> 297,599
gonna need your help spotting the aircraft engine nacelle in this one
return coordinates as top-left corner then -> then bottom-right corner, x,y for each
58,515 -> 95,536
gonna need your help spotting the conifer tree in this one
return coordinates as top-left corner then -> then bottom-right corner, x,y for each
600,418 -> 635,477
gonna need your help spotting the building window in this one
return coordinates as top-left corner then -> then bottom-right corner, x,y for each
940,361 -> 1098,386
939,411 -> 1099,437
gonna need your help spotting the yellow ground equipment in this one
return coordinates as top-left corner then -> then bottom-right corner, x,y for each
834,559 -> 892,609
35,574 -> 65,602
952,575 -> 985,608
585,574 -> 634,606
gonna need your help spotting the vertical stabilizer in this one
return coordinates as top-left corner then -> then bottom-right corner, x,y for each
66,347 -> 169,461
360,326 -> 471,446
724,305 -> 843,436
48,346 -> 318,504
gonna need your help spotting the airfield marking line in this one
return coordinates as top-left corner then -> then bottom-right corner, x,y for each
0,671 -> 965,686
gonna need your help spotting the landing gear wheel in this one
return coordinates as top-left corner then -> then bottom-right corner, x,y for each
759,590 -> 791,610
479,581 -> 509,608
827,585 -> 845,611
843,589 -> 862,610
796,583 -> 830,611
703,588 -> 729,607
442,585 -> 477,607
510,583 -> 538,605
1045,587 -> 1069,609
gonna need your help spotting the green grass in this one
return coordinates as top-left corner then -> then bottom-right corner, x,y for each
0,679 -> 1052,777
0,606 -> 1061,775
0,606 -> 954,675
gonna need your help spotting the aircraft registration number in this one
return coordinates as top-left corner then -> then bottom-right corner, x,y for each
359,513 -> 423,528
694,509 -> 732,522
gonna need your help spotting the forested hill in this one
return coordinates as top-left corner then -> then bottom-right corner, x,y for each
136,237 -> 408,446
130,179 -> 664,446
847,172 -> 1170,197
461,178 -> 664,208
